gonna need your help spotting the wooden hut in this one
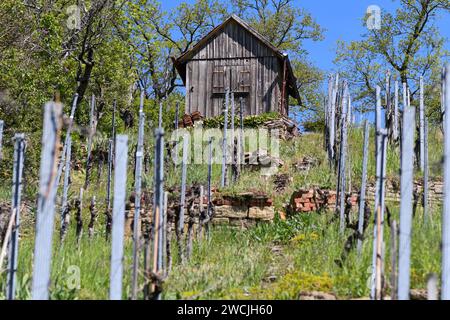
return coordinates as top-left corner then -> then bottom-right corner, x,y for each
172,15 -> 301,118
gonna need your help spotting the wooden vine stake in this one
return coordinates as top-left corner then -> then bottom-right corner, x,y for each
206,137 -> 214,238
424,118 -> 429,223
158,101 -> 163,129
419,77 -> 425,171
325,75 -> 333,161
88,196 -> 97,238
427,274 -> 438,300
375,129 -> 388,300
398,105 -> 415,300
239,98 -> 244,176
54,94 -> 78,195
60,135 -> 72,241
84,94 -> 96,190
32,101 -> 62,300
442,66 -> 446,134
442,63 -> 450,300
6,133 -> 26,300
131,92 -> 145,300
390,220 -> 398,300
162,191 -> 168,276
370,86 -> 386,300
0,120 -> 4,160
197,185 -> 205,240
221,88 -> 229,188
151,128 -> 165,300
105,138 -> 113,240
357,120 -> 369,255
174,102 -> 179,164
330,74 -> 338,166
230,93 -> 237,183
337,81 -> 349,233
75,187 -> 84,246
393,81 -> 399,143
109,135 -> 128,300
177,135 -> 189,263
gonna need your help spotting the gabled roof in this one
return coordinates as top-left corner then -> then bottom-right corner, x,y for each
172,14 -> 301,105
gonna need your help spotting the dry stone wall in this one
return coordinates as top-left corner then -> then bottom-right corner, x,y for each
212,193 -> 275,228
289,179 -> 444,215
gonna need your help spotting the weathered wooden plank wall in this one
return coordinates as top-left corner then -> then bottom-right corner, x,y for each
185,21 -> 283,117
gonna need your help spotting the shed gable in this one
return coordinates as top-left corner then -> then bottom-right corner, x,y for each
191,20 -> 277,60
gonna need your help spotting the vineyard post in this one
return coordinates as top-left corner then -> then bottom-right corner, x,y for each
158,101 -> 163,129
32,101 -> 62,300
357,120 -> 369,254
385,72 -> 391,140
398,105 -> 415,300
347,93 -> 352,126
152,128 -> 164,299
109,135 -> 128,300
105,138 -> 113,239
75,187 -> 84,245
84,94 -> 96,189
6,133 -> 26,300
162,191 -> 168,276
0,120 -> 4,160
427,274 -> 438,300
177,135 -> 189,262
106,138 -> 113,207
157,142 -> 165,276
324,95 -> 328,151
442,67 -> 446,134
424,118 -> 429,223
442,63 -> 450,299
239,97 -> 244,173
326,75 -> 333,160
375,129 -> 388,300
221,88 -> 229,188
131,92 -> 145,300
54,94 -> 78,192
88,196 -> 97,238
206,137 -> 213,238
60,136 -> 72,239
419,77 -> 425,171
174,102 -> 179,164
347,95 -> 352,193
370,86 -> 383,300
198,185 -> 205,240
403,83 -> 408,109
329,74 -> 338,165
393,81 -> 399,142
338,82 -> 349,233
230,92 -> 236,183
112,99 -> 117,146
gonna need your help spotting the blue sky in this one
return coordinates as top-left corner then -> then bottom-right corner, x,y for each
162,0 -> 449,73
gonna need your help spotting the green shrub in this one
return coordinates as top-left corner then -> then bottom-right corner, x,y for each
203,112 -> 281,128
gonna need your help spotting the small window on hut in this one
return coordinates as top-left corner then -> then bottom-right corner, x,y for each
212,66 -> 225,93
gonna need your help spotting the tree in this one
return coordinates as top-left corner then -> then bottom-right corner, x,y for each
335,0 -> 449,122
0,0 -> 135,184
122,0 -> 226,100
231,0 -> 325,113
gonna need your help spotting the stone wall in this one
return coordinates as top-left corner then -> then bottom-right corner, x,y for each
212,193 -> 275,228
288,179 -> 444,214
366,179 -> 443,204
289,189 -> 358,213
